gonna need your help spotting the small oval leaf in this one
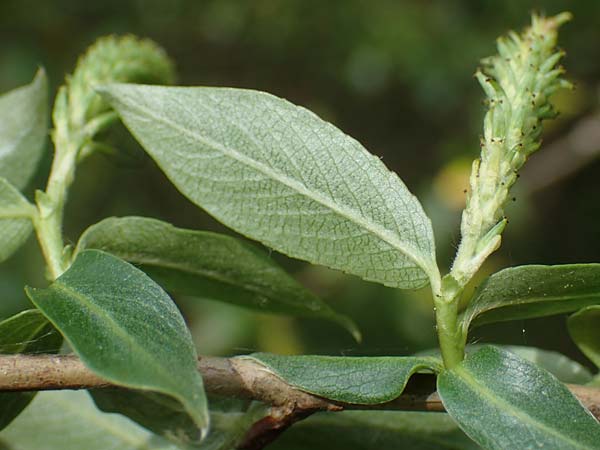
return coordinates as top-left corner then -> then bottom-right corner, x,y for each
25,249 -> 209,442
438,346 -> 600,450
76,216 -> 360,340
0,69 -> 48,190
98,84 -> 439,290
246,353 -> 441,404
461,264 -> 600,332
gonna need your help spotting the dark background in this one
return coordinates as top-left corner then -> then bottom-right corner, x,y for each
1,0 -> 599,366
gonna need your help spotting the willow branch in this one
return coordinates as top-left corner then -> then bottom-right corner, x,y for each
1,353 -> 599,449
0,353 -> 598,418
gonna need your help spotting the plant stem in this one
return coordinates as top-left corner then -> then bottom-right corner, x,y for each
33,130 -> 82,280
434,275 -> 465,369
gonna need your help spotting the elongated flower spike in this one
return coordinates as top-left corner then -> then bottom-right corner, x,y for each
449,12 -> 572,288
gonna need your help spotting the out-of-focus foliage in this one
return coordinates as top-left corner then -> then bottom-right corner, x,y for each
1,0 -> 599,364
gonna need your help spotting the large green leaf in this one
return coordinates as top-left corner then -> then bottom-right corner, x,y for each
99,84 -> 439,290
460,264 -> 600,332
0,178 -> 35,263
0,390 -> 180,450
246,353 -> 441,404
0,309 -> 62,431
270,411 -> 479,450
568,306 -> 600,370
76,216 -> 359,340
25,249 -> 208,443
438,346 -> 600,450
0,69 -> 48,190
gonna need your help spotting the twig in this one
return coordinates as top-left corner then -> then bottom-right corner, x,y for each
0,354 -> 598,449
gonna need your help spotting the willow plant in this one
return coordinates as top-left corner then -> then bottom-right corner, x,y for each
0,12 -> 599,450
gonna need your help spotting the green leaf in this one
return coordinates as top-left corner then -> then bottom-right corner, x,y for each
270,411 -> 479,450
461,264 -> 600,332
25,249 -> 209,443
419,344 -> 594,385
438,346 -> 600,450
0,309 -> 62,431
0,177 -> 35,263
482,345 -> 593,385
568,306 -> 600,370
246,353 -> 441,404
99,84 -> 439,290
0,390 -> 180,450
91,389 -> 199,443
76,216 -> 360,340
0,69 -> 48,190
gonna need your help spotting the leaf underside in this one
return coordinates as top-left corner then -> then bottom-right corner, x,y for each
0,69 -> 48,190
99,83 -> 439,290
246,353 -> 441,404
0,177 -> 34,263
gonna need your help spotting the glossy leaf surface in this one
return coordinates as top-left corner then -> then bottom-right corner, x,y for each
25,250 -> 208,442
438,346 -> 600,450
77,216 -> 359,340
461,264 -> 600,331
99,84 -> 439,289
247,353 -> 441,404
0,69 -> 48,190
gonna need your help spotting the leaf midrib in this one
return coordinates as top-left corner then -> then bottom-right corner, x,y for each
449,365 -> 592,449
49,282 -> 191,404
114,88 -> 435,282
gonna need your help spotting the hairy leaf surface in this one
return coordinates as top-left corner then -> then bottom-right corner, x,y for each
25,250 -> 208,442
0,177 -> 34,263
568,306 -> 600,370
0,309 -> 62,431
247,353 -> 441,404
0,69 -> 48,190
77,216 -> 359,339
99,84 -> 439,289
0,390 -> 180,449
461,264 -> 600,332
438,346 -> 600,450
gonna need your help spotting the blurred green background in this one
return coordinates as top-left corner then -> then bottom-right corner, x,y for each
1,0 -> 599,367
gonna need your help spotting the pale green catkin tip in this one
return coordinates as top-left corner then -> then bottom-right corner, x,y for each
66,35 -> 175,126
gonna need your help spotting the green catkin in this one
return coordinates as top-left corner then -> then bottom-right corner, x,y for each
51,35 -> 174,163
450,13 -> 572,287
